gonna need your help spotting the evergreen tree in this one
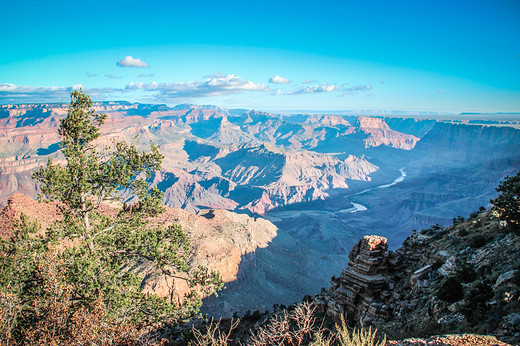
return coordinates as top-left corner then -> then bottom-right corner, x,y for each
1,90 -> 222,343
491,170 -> 520,233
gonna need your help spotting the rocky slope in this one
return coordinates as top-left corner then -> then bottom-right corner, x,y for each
0,193 -> 277,303
317,211 -> 520,344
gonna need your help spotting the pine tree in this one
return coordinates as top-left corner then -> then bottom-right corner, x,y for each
1,90 -> 222,342
491,170 -> 520,233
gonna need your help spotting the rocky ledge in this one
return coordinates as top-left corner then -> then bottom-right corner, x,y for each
317,211 -> 520,344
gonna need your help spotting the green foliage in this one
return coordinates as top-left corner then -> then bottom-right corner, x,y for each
461,280 -> 494,324
1,90 -> 222,342
452,216 -> 465,225
458,228 -> 469,237
437,276 -> 464,303
491,170 -> 520,233
455,261 -> 478,283
469,234 -> 488,248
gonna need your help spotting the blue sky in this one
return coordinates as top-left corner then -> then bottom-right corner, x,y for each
1,0 -> 519,113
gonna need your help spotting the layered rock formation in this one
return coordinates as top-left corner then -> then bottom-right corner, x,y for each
357,116 -> 419,149
320,235 -> 390,324
0,102 -> 392,213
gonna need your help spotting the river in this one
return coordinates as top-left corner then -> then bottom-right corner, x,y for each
338,167 -> 407,213
265,168 -> 407,220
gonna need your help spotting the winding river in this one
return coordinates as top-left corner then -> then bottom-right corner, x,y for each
338,168 -> 407,213
265,168 -> 407,221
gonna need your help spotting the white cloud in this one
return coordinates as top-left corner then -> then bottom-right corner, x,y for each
0,83 -> 124,103
338,84 -> 372,97
269,75 -> 291,84
287,82 -> 337,95
116,56 -> 150,68
126,73 -> 269,99
138,73 -> 155,78
126,81 -> 159,90
302,79 -> 317,84
86,72 -> 97,77
0,73 -> 269,104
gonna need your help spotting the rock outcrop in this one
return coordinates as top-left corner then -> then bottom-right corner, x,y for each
317,210 -> 520,344
320,235 -> 390,324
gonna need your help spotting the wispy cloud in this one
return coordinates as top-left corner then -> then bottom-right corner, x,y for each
116,56 -> 150,68
138,73 -> 155,78
0,83 -> 71,103
269,75 -> 291,84
0,83 -> 124,103
338,84 -> 372,96
126,73 -> 269,99
104,74 -> 122,79
86,72 -> 97,77
287,82 -> 337,95
302,80 -> 317,84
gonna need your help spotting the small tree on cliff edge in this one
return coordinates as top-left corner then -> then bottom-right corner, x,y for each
1,90 -> 222,338
491,170 -> 520,233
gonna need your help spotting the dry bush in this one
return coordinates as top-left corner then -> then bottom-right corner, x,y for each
190,318 -> 240,346
1,250 -> 148,345
250,301 -> 322,346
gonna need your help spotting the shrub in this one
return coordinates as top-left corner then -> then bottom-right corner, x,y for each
462,280 -> 493,323
452,216 -> 465,225
191,318 -> 239,346
491,171 -> 520,233
437,277 -> 464,303
455,261 -> 478,283
250,301 -> 319,345
458,228 -> 469,237
311,315 -> 386,346
469,234 -> 487,248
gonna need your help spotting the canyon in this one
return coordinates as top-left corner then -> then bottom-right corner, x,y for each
1,102 -> 519,316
